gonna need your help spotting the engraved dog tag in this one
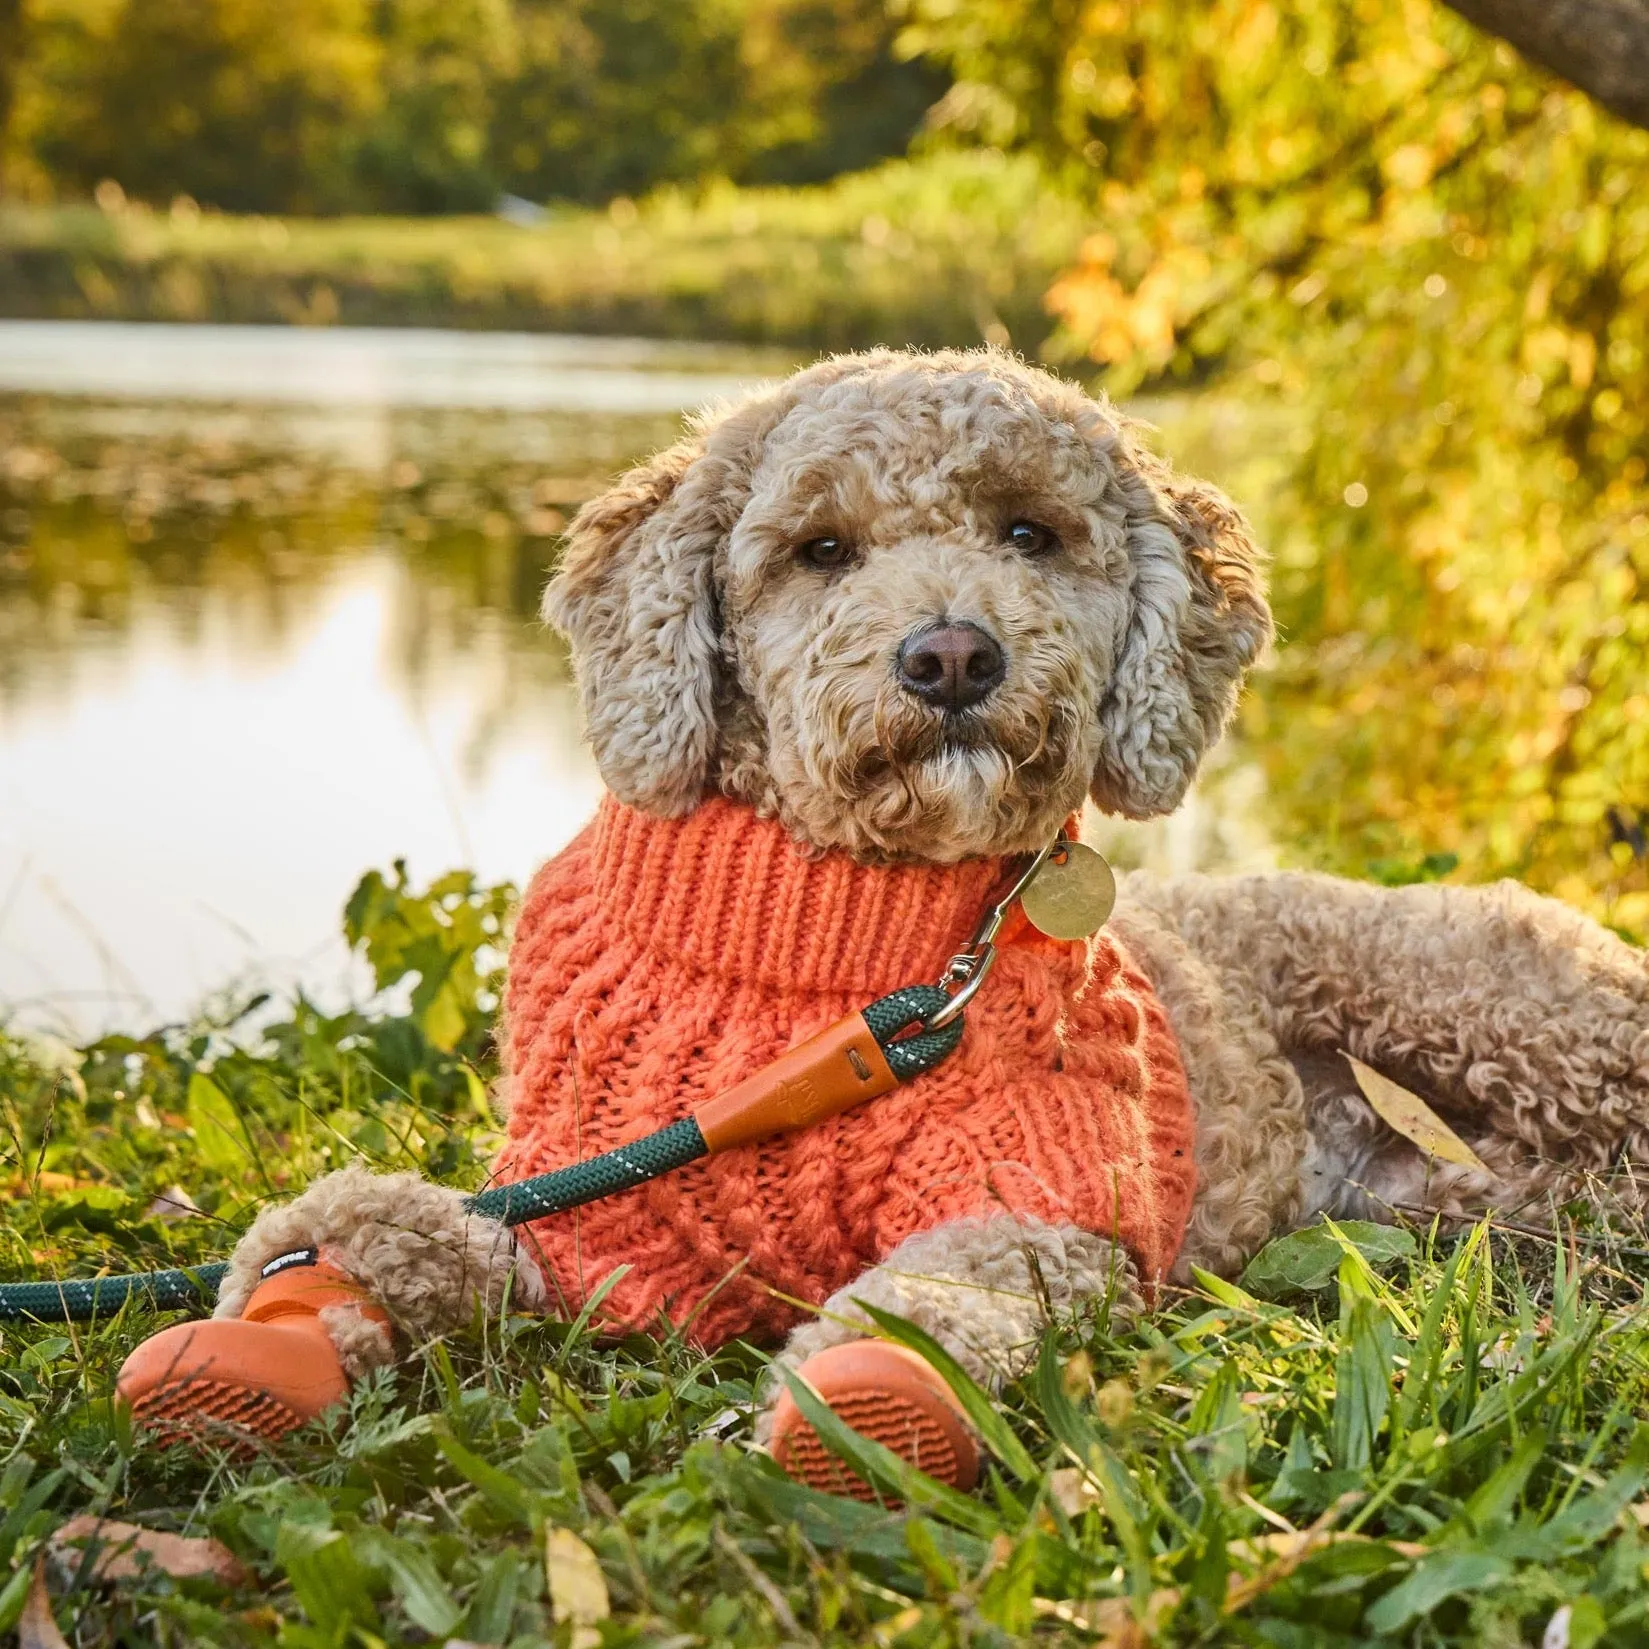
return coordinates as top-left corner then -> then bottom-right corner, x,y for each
1022,842 -> 1116,940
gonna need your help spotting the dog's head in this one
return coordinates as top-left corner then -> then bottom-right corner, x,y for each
545,349 -> 1270,862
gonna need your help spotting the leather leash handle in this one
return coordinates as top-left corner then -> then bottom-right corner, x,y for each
692,1011 -> 898,1153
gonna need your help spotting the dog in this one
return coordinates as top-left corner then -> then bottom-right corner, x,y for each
120,349 -> 1649,1487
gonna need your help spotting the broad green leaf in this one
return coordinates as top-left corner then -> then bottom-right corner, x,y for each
185,1071 -> 248,1173
1186,1359 -> 1248,1484
1241,1220 -> 1416,1298
1455,1427 -> 1546,1534
1331,1285 -> 1393,1473
435,1430 -> 539,1527
275,1525 -> 379,1636
465,1549 -> 525,1642
356,1531 -> 460,1638
1365,1549 -> 1513,1633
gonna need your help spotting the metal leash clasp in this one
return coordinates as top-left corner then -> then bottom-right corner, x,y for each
923,839 -> 1060,1031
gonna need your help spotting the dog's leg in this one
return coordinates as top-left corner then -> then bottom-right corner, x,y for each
756,1215 -> 1139,1445
117,1163 -> 547,1447
1110,901 -> 1309,1275
1123,870 -> 1649,1223
213,1162 -> 548,1370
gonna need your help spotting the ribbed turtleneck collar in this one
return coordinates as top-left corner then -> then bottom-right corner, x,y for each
589,795 -> 1014,997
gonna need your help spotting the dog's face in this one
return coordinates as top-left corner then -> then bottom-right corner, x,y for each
546,350 -> 1271,863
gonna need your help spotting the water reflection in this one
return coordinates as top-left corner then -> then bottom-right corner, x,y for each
0,326 -> 783,1034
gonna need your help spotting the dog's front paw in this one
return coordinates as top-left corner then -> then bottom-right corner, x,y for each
214,1164 -> 546,1349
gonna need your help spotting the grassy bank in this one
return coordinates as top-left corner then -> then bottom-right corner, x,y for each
0,153 -> 1084,352
4,867 -> 1649,1646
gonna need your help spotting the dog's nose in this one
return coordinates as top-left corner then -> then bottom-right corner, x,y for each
896,622 -> 1006,711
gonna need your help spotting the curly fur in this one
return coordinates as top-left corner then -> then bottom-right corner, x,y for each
1126,871 -> 1649,1223
217,347 -> 1647,1446
1109,888 -> 1308,1276
547,348 -> 1269,860
216,1165 -> 547,1363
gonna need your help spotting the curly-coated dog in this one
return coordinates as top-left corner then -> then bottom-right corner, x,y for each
119,349 -> 1649,1488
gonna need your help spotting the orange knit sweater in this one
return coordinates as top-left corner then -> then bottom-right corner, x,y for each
498,796 -> 1196,1346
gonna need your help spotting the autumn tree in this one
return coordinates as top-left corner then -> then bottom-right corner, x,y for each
907,0 -> 1649,935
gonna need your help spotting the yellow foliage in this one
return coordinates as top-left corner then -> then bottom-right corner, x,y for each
910,0 -> 1649,935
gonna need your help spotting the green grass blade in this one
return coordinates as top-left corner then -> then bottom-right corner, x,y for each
848,1298 -> 1040,1481
775,1367 -> 1001,1539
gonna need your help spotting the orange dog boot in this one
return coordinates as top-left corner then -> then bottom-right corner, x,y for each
116,1250 -> 390,1450
769,1340 -> 981,1499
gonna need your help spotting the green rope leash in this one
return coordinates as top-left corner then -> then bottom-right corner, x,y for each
0,983 -> 960,1325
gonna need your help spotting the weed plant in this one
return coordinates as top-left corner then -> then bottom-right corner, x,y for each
3,867 -> 1649,1645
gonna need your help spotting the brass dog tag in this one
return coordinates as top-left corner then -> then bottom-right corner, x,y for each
1022,841 -> 1116,940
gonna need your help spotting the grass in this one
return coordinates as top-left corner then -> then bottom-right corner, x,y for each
5,868 -> 1649,1646
0,152 -> 1086,353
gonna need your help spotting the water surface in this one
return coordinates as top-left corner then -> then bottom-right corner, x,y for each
0,322 -> 783,1034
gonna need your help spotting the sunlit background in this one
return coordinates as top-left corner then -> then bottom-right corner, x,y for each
1,0 -> 1645,1036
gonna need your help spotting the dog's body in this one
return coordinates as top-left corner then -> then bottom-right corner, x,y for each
212,349 -> 1648,1412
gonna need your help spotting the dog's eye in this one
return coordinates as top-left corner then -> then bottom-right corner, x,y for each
1006,520 -> 1060,557
797,536 -> 854,572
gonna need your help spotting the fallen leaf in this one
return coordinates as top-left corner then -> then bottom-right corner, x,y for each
1346,1055 -> 1490,1173
5,1173 -> 102,1196
545,1527 -> 608,1649
1034,1588 -> 1178,1646
144,1185 -> 203,1223
1049,1467 -> 1102,1517
1227,1529 -> 1426,1570
48,1518 -> 248,1586
18,1557 -> 69,1649
873,1605 -> 925,1645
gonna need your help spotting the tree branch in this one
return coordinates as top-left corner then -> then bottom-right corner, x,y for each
1442,0 -> 1649,130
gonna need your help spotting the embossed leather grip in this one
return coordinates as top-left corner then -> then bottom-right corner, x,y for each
692,1012 -> 898,1153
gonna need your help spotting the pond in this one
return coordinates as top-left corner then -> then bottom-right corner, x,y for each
0,321 -> 1270,1036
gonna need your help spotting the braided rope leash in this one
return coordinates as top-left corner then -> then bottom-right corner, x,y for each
0,983 -> 960,1324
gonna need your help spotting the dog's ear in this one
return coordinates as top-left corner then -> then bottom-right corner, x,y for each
1089,441 -> 1272,819
543,394 -> 785,815
542,436 -> 721,815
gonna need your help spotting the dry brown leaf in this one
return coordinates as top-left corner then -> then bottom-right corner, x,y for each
1346,1055 -> 1490,1173
1228,1530 -> 1427,1567
5,1173 -> 102,1197
1034,1588 -> 1179,1646
1049,1467 -> 1102,1518
873,1604 -> 925,1645
545,1527 -> 608,1649
49,1517 -> 248,1586
18,1557 -> 70,1649
144,1185 -> 203,1223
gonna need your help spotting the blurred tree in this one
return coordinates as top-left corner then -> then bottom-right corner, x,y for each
0,0 -> 24,194
8,0 -> 944,211
735,0 -> 947,186
32,0 -> 382,212
906,0 -> 1649,934
353,0 -> 516,212
490,0 -> 750,203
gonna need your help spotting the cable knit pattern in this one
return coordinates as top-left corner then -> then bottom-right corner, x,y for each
497,795 -> 1195,1346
